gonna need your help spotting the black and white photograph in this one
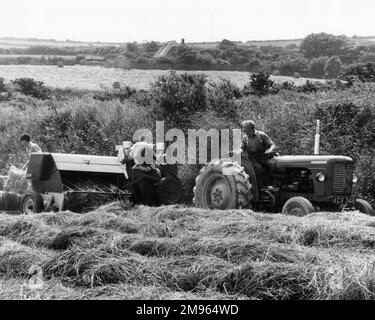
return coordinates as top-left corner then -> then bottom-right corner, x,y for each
0,0 -> 375,306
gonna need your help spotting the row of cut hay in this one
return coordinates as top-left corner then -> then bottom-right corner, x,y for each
2,206 -> 375,261
0,216 -> 61,248
0,237 -> 50,278
82,284 -> 249,300
0,214 -> 123,250
98,205 -> 375,249
40,209 -> 139,234
39,243 -> 375,299
217,257 -> 375,300
0,277 -> 247,300
39,208 -> 167,236
41,246 -> 162,288
113,236 -> 323,265
40,244 -> 236,292
0,278 -> 87,300
217,261 -> 329,300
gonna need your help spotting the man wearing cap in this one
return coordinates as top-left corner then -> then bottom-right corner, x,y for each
241,120 -> 276,187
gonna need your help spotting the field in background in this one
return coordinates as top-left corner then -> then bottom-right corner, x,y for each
2,36 -> 375,50
0,65 -> 323,90
0,38 -> 124,49
1,203 -> 375,300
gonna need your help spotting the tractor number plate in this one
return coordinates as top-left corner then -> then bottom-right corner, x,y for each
330,196 -> 356,206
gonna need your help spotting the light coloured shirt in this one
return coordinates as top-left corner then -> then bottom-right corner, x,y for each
26,142 -> 42,158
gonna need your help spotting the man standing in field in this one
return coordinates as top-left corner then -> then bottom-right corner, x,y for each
241,120 -> 276,187
20,134 -> 42,161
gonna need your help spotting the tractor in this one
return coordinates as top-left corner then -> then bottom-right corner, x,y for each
193,152 -> 374,216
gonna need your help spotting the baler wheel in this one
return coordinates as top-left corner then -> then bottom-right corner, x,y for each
21,192 -> 44,214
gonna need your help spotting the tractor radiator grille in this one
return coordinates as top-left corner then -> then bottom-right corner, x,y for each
332,164 -> 353,193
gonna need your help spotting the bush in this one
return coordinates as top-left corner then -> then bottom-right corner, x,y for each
314,98 -> 375,204
93,84 -> 137,102
150,71 -> 208,128
0,77 -> 6,92
314,100 -> 375,159
208,79 -> 242,118
11,78 -> 51,100
324,56 -> 343,79
245,72 -> 275,96
155,56 -> 174,65
342,63 -> 375,83
308,56 -> 329,78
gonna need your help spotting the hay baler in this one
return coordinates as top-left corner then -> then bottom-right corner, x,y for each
17,150 -> 182,214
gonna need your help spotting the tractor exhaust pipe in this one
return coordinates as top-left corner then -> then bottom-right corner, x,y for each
314,120 -> 320,155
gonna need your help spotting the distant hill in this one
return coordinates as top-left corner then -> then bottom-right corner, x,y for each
188,36 -> 375,49
1,36 -> 375,50
0,37 -> 125,49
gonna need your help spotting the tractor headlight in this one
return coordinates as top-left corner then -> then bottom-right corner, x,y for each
315,172 -> 326,182
352,175 -> 358,183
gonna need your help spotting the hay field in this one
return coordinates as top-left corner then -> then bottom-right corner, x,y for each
0,65 -> 323,91
1,203 -> 375,300
0,38 -> 123,49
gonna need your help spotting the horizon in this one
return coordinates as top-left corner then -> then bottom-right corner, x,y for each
1,0 -> 375,43
1,33 -> 375,45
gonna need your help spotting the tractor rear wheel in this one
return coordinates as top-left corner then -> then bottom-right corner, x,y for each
193,159 -> 252,210
21,192 -> 44,214
355,199 -> 374,216
282,196 -> 314,216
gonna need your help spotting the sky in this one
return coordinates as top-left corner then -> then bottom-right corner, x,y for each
0,0 -> 374,43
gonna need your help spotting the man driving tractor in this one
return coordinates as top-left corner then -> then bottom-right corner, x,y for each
241,120 -> 276,187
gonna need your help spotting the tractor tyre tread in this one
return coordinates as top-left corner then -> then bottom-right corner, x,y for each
193,158 -> 252,209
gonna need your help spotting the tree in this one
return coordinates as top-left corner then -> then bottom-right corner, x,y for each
308,56 -> 329,78
278,56 -> 308,76
175,45 -> 198,65
324,56 -> 343,79
144,41 -> 161,54
342,63 -> 375,82
300,33 -> 348,59
126,42 -> 139,54
218,39 -> 237,51
249,72 -> 274,96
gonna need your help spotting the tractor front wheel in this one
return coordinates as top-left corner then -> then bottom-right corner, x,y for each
282,196 -> 314,216
21,192 -> 44,214
193,159 -> 252,210
355,199 -> 374,216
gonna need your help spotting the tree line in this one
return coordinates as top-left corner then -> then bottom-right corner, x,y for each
1,33 -> 375,78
